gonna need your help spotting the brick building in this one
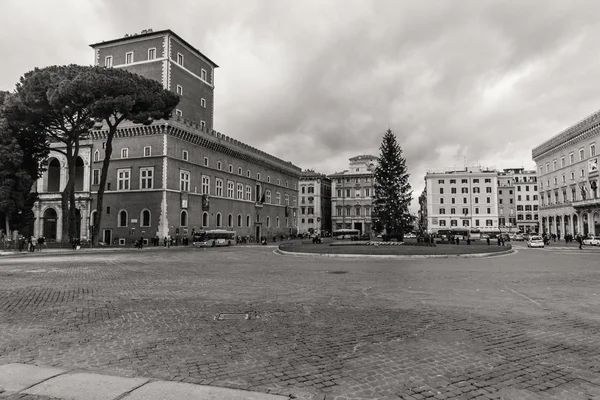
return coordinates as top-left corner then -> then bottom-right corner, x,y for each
32,29 -> 301,244
298,170 -> 332,236
329,155 -> 378,235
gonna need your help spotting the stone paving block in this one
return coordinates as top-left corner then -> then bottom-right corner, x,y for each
23,373 -> 148,400
0,363 -> 66,392
121,380 -> 288,400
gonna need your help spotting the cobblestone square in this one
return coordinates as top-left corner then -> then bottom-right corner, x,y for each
1,244 -> 599,399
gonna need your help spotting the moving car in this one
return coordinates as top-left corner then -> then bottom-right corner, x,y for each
527,235 -> 544,248
514,234 -> 525,241
582,235 -> 600,246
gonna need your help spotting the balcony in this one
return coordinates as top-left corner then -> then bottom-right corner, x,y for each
572,197 -> 600,209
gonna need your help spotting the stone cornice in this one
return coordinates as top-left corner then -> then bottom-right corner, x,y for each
88,119 -> 301,177
532,109 -> 600,160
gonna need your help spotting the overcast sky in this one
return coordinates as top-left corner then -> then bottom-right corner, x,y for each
2,0 -> 600,210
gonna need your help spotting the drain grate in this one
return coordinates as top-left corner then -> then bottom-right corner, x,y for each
216,313 -> 248,321
328,271 -> 348,274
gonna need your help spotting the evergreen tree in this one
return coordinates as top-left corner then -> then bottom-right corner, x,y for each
372,128 -> 414,239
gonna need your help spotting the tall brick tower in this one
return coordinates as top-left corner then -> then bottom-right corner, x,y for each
90,29 -> 218,130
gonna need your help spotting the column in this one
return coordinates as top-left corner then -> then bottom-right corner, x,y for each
56,208 -> 63,243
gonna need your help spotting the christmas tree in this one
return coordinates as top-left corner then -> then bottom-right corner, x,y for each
373,129 -> 414,239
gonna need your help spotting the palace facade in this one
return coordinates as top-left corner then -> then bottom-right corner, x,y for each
32,29 -> 301,244
532,110 -> 600,237
298,170 -> 332,235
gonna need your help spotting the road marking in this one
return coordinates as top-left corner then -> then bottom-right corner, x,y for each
505,286 -> 542,307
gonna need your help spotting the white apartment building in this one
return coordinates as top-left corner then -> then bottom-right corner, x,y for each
425,166 -> 499,233
497,169 -> 539,234
532,110 -> 600,237
329,155 -> 378,235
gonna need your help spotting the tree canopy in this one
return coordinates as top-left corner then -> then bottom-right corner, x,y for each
4,65 -> 179,243
372,128 -> 414,238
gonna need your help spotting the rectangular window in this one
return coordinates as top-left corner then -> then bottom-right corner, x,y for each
200,121 -> 206,129
461,179 -> 468,184
473,179 -> 479,184
553,160 -> 557,170
440,198 -> 444,204
485,178 -> 491,183
148,48 -> 156,60
580,148 -> 585,161
201,98 -> 206,108
365,188 -> 370,197
180,170 -> 190,192
202,176 -> 210,195
143,146 -> 151,157
175,109 -> 182,116
592,143 -> 596,157
439,220 -> 446,226
245,185 -> 252,200
438,179 -> 445,184
182,150 -> 188,161
125,52 -> 133,64
439,208 -> 445,214
204,157 -> 209,166
450,179 -> 456,184
237,183 -> 243,199
570,153 -> 574,164
486,187 -> 492,193
117,168 -> 130,190
215,178 -> 223,197
201,69 -> 207,81
177,85 -> 183,95
561,157 -> 565,167
105,56 -> 113,68
177,53 -> 184,65
121,148 -> 128,158
450,208 -> 456,214
227,181 -> 234,198
92,169 -> 100,185
451,188 -> 457,194
440,188 -> 444,194
140,167 -> 154,189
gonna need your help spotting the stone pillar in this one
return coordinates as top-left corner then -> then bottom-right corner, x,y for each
56,208 -> 63,243
59,159 -> 68,192
81,206 -> 89,240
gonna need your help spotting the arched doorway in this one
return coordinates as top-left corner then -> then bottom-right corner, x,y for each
594,212 -> 600,235
582,213 -> 589,236
75,157 -> 84,191
573,214 -> 578,235
555,216 -> 561,237
563,215 -> 570,235
43,208 -> 58,241
47,159 -> 60,192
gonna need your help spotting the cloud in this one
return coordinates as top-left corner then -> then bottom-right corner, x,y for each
2,0 -> 600,211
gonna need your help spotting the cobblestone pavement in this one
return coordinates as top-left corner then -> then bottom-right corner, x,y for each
1,244 -> 600,399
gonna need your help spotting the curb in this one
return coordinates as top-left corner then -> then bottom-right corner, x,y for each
274,247 -> 515,259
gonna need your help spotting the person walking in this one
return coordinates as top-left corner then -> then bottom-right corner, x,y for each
577,234 -> 583,250
486,237 -> 490,246
30,236 -> 36,252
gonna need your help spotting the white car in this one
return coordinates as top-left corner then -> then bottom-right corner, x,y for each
582,236 -> 600,246
527,236 -> 545,248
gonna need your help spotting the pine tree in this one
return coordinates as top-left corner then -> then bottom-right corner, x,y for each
373,128 -> 414,239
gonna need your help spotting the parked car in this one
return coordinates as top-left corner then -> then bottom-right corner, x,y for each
404,233 -> 416,238
514,234 -> 525,241
582,235 -> 600,246
527,236 -> 545,248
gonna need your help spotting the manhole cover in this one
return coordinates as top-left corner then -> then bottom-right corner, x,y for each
216,313 -> 248,320
328,271 -> 348,274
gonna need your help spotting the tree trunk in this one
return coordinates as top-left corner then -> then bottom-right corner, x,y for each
68,140 -> 80,240
5,214 -> 10,242
93,128 -> 116,246
61,142 -> 73,243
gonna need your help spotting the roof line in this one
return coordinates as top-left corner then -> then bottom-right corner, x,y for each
89,29 -> 219,68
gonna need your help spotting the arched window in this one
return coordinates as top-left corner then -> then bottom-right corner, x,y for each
180,210 -> 188,227
285,217 -> 289,227
228,213 -> 233,227
141,209 -> 151,227
246,215 -> 251,227
266,216 -> 270,228
47,158 -> 61,192
118,210 -> 128,227
202,212 -> 209,227
237,214 -> 242,227
266,190 -> 271,203
216,213 -> 222,227
75,157 -> 84,191
276,217 -> 280,228
93,150 -> 100,162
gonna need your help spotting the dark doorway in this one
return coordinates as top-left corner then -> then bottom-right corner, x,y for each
255,225 -> 261,242
103,229 -> 112,245
43,208 -> 58,240
74,208 -> 81,239
354,222 -> 363,234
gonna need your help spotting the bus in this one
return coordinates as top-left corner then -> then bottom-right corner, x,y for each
192,230 -> 236,247
332,229 -> 360,240
436,228 -> 479,241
